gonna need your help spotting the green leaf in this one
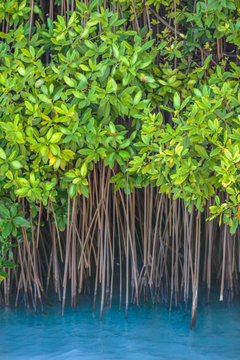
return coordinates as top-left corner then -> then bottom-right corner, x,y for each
174,175 -> 188,185
194,88 -> 202,98
194,145 -> 208,158
18,67 -> 26,76
39,94 -> 52,104
0,147 -> 6,160
76,0 -> 88,12
21,48 -> 31,57
2,261 -> 16,269
50,133 -> 63,143
79,184 -> 89,198
109,122 -> 116,134
80,163 -> 88,177
142,134 -> 151,145
119,150 -> 130,161
133,91 -> 142,105
141,39 -> 155,52
106,78 -> 117,94
0,270 -> 10,280
119,139 -> 131,149
173,92 -> 180,110
29,46 -> 35,58
112,43 -> 119,59
0,32 -> 9,39
84,40 -> 96,49
25,101 -> 33,112
210,148 -> 221,157
80,64 -> 90,72
0,203 -> 10,219
35,79 -> 44,88
64,76 -> 75,87
13,216 -> 30,228
180,96 -> 191,111
69,184 -> 76,198
10,161 -> 22,170
2,222 -> 13,238
68,12 -> 77,27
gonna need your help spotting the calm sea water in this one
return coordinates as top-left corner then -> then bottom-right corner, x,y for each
1,294 -> 240,360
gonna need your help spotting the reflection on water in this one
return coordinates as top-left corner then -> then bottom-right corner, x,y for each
1,294 -> 240,360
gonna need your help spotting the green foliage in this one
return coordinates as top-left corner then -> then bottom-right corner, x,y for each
1,0 -> 240,279
0,199 -> 29,282
129,69 -> 240,233
0,5 -> 161,278
0,8 -> 157,202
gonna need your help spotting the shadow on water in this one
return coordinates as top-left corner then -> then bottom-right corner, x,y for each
1,293 -> 240,360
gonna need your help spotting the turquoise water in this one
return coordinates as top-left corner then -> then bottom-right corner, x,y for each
1,295 -> 240,360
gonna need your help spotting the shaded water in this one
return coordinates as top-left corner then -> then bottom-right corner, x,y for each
1,294 -> 240,360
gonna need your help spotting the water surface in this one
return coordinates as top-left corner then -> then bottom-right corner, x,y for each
1,295 -> 239,359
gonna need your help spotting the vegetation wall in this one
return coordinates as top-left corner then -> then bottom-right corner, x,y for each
0,0 -> 240,327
